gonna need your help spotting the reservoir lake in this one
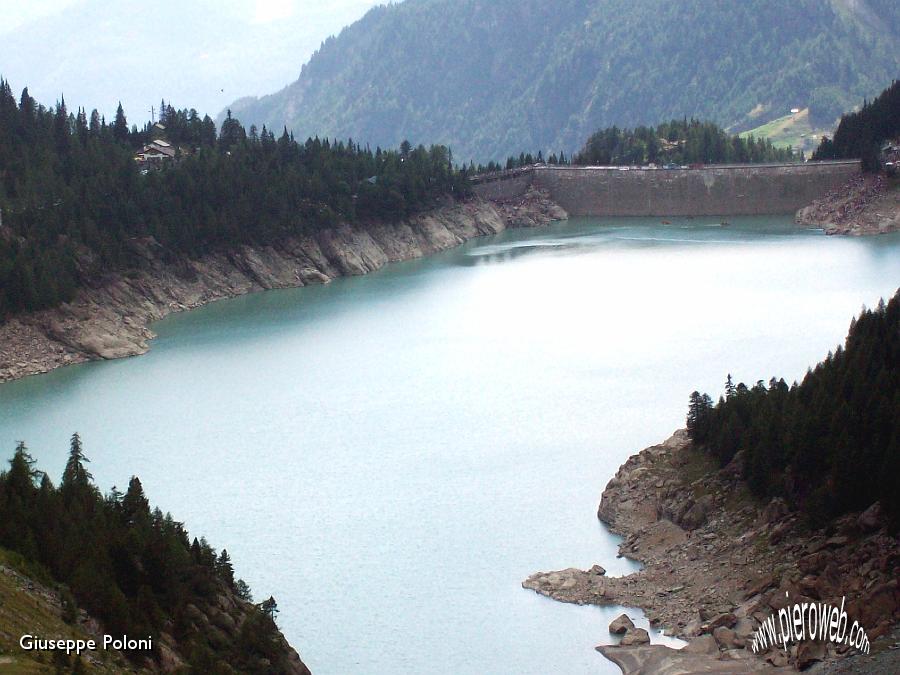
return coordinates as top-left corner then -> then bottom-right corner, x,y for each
1,216 -> 898,674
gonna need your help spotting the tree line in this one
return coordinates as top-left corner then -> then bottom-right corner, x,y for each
473,150 -> 571,174
686,290 -> 900,529
813,79 -> 900,172
0,434 -> 294,672
0,80 -> 471,317
573,118 -> 797,166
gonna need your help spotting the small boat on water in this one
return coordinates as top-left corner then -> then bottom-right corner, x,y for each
661,219 -> 671,224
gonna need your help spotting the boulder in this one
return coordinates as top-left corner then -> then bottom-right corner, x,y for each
743,572 -> 777,599
620,627 -> 651,646
856,579 -> 899,627
706,612 -> 736,630
798,551 -> 831,575
857,502 -> 883,532
680,494 -> 715,530
609,613 -> 635,635
682,634 -> 719,654
760,497 -> 789,524
769,520 -> 791,544
157,641 -> 185,672
796,641 -> 826,670
766,650 -> 790,667
733,617 -> 756,641
713,626 -> 736,649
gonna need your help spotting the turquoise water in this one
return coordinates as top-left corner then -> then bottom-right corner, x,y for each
1,217 -> 898,673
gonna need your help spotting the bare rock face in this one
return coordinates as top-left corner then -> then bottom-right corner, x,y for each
609,613 -> 635,634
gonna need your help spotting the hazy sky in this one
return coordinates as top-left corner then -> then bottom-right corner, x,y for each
0,0 -> 385,124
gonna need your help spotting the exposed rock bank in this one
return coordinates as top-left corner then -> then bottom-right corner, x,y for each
524,431 -> 900,673
0,192 -> 566,383
795,174 -> 900,235
491,185 -> 569,227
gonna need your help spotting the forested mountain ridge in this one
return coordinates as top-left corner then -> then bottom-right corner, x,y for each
0,81 -> 470,317
0,435 -> 311,673
224,0 -> 900,163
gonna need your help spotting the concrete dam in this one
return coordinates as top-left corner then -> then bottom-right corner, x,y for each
471,161 -> 860,216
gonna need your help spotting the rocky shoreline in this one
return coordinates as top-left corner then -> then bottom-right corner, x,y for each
795,173 -> 900,236
0,189 -> 566,383
524,431 -> 900,673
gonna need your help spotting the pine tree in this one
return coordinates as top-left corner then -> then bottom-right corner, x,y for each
122,476 -> 150,525
217,549 -> 235,585
725,374 -> 736,398
259,596 -> 279,622
112,102 -> 129,143
61,433 -> 92,488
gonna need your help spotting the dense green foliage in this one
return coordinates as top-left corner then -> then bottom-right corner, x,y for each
573,119 -> 796,166
0,81 -> 470,317
226,0 -> 900,163
814,80 -> 900,171
0,434 -> 295,672
687,290 -> 900,527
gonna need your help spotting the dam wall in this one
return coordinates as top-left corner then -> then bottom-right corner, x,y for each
469,169 -> 534,201
472,161 -> 860,216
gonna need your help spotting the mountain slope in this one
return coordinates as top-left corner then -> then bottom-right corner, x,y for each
225,0 -> 900,162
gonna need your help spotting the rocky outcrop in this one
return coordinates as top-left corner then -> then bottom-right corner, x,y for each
596,643 -> 767,674
524,430 -> 900,672
492,186 -> 568,227
795,173 -> 900,235
0,194 -> 566,383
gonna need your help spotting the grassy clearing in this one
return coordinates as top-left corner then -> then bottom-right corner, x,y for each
741,108 -> 832,154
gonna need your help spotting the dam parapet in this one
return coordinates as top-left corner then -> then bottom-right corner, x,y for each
472,160 -> 861,216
